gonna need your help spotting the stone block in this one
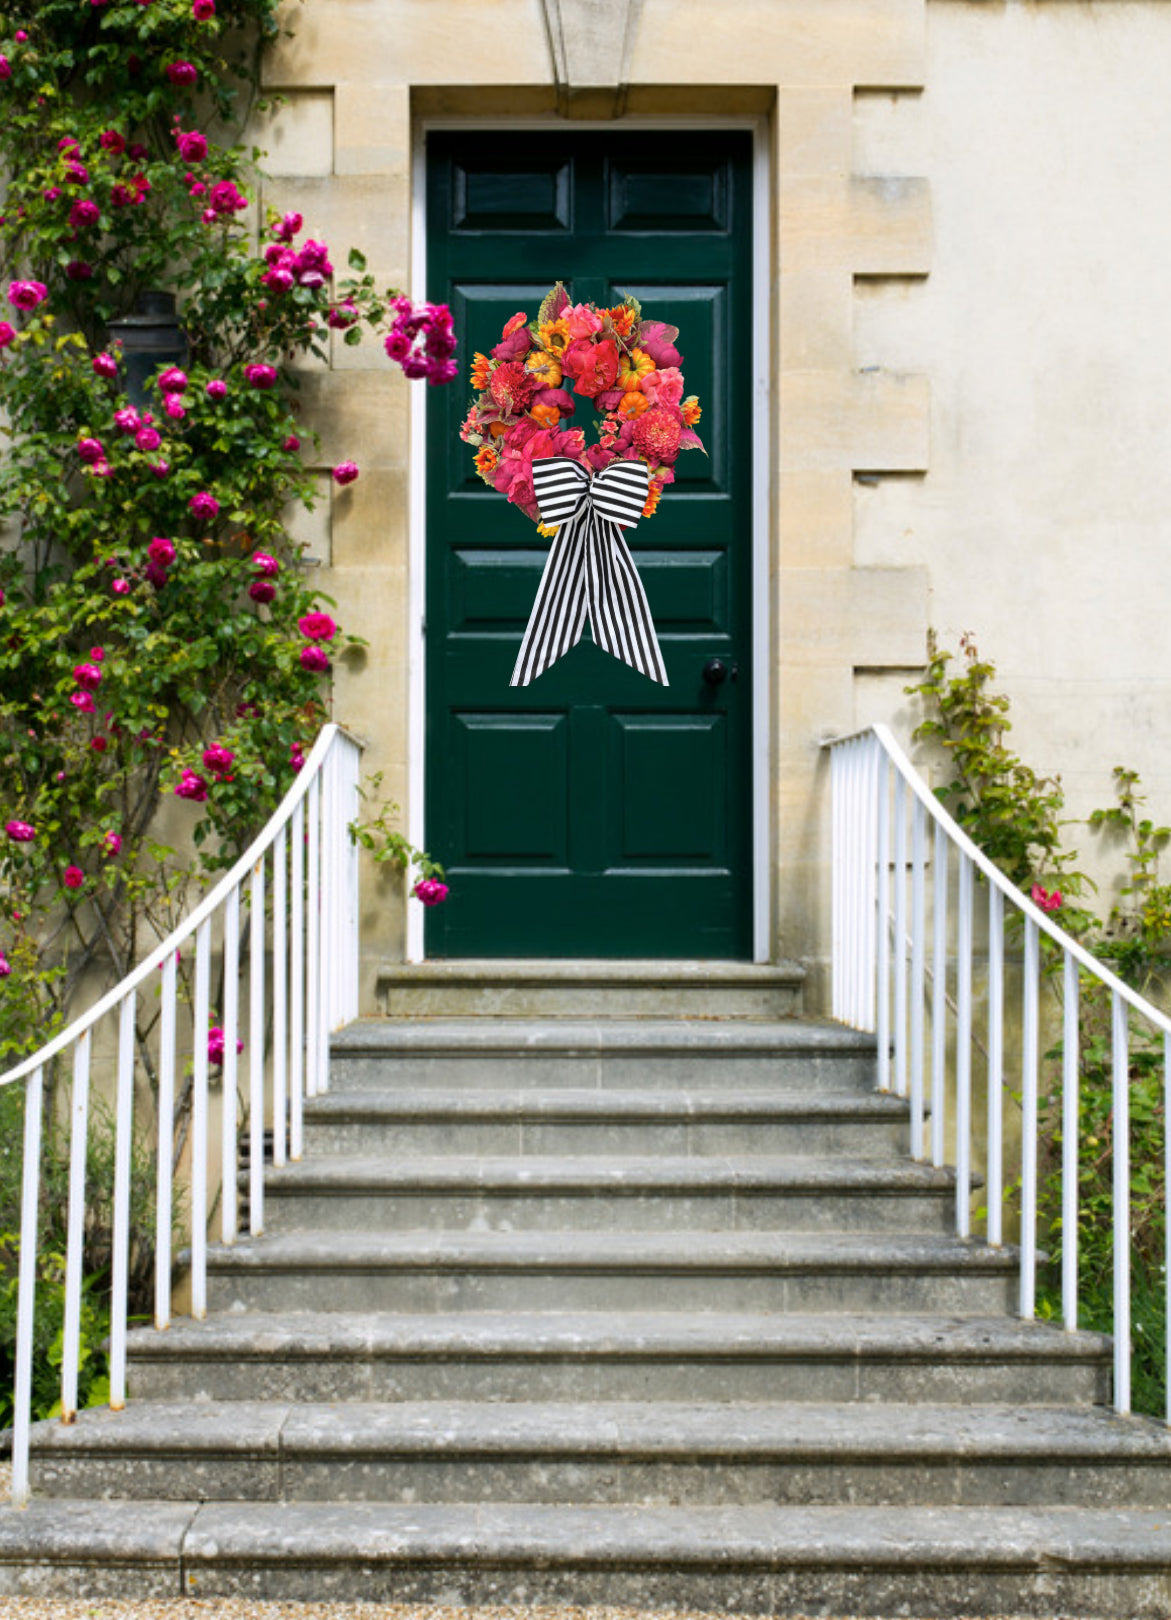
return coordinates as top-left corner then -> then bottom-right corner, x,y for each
262,177 -> 409,285
780,266 -> 853,371
853,86 -> 926,176
334,84 -> 410,177
778,564 -> 929,669
779,369 -> 930,471
284,476 -> 332,565
297,370 -> 408,468
630,0 -> 926,88
250,91 -> 334,178
780,175 -> 932,275
330,470 -> 408,569
778,88 -> 852,178
266,0 -> 549,88
779,468 -> 854,568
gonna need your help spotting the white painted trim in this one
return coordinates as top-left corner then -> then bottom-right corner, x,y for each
409,111 -> 773,964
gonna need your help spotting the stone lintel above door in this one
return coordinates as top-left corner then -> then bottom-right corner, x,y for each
540,0 -> 645,115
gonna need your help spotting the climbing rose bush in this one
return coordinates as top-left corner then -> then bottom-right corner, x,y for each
0,0 -> 452,1060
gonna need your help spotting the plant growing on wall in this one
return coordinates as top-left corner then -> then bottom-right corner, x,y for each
0,0 -> 455,1414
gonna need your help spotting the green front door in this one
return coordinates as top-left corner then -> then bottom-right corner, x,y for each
425,129 -> 754,958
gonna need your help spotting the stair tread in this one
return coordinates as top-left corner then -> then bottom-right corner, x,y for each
34,1398 -> 1167,1459
127,1308 -> 1107,1360
4,1498 -> 1171,1569
207,1229 -> 1015,1269
262,1153 -> 953,1191
304,1087 -> 908,1118
333,1017 -> 875,1055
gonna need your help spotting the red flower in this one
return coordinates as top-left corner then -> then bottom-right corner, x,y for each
571,338 -> 621,399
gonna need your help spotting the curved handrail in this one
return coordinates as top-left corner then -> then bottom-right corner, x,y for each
0,721 -> 359,1088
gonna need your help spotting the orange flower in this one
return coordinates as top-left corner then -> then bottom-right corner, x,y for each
474,444 -> 498,477
641,482 -> 662,519
488,419 -> 509,438
619,347 -> 655,392
470,352 -> 492,390
607,306 -> 636,338
530,403 -> 561,429
617,390 -> 650,421
538,317 -> 571,356
525,349 -> 563,389
502,311 -> 528,338
682,394 -> 702,426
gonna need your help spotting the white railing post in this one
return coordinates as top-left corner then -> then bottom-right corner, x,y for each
1019,916 -> 1040,1319
191,917 -> 211,1319
249,857 -> 267,1236
222,886 -> 240,1247
12,1063 -> 44,1509
955,854 -> 973,1237
931,821 -> 948,1169
1112,991 -> 1131,1415
986,884 -> 1004,1246
306,772 -> 321,1098
273,825 -> 288,1167
61,1032 -> 91,1423
1062,952 -> 1079,1330
909,800 -> 927,1159
109,993 -> 136,1410
875,754 -> 892,1087
290,796 -> 305,1159
892,775 -> 908,1097
155,951 -> 177,1330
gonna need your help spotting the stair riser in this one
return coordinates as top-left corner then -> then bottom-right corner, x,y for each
259,1188 -> 954,1236
300,1116 -> 912,1157
127,1353 -> 1109,1408
377,988 -> 802,1021
207,1267 -> 1015,1315
328,1053 -> 878,1094
32,1450 -> 1165,1510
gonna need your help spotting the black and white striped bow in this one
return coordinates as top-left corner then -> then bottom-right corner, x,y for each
510,457 -> 669,687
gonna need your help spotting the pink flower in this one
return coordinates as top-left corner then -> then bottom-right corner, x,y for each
157,367 -> 187,393
148,536 -> 176,567
207,1026 -> 243,1067
283,434 -> 300,453
205,379 -> 227,400
175,768 -> 208,802
103,831 -> 122,855
272,211 -> 302,241
74,662 -> 103,690
99,130 -> 126,154
290,742 -> 305,772
0,57 -> 10,81
300,645 -> 330,674
193,0 -> 215,16
202,745 -> 234,776
63,866 -> 84,890
209,179 -> 247,216
166,61 -> 197,86
77,437 -> 105,464
8,280 -> 47,310
332,461 -> 359,486
249,579 -> 276,604
1031,884 -> 1063,915
244,362 -> 278,389
327,300 -> 358,330
91,736 -> 108,753
163,395 -> 186,420
90,648 -> 105,662
68,199 -> 100,230
0,322 -> 15,348
298,612 -> 337,641
113,407 -> 141,434
70,691 -> 95,713
150,461 -> 170,479
64,161 -> 89,185
5,821 -> 34,842
0,953 -> 9,978
136,426 -> 161,452
188,492 -> 219,521
252,552 -> 279,578
413,878 -> 449,907
111,578 -> 130,596
92,352 -> 118,378
176,129 -> 207,163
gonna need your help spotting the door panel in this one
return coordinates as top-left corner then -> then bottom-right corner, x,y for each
425,130 -> 754,958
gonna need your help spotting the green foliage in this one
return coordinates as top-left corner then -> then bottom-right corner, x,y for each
912,636 -> 1169,1415
349,774 -> 446,887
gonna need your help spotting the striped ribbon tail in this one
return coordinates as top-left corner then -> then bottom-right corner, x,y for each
511,457 -> 669,687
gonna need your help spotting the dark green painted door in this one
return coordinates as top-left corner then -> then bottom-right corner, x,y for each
425,129 -> 754,958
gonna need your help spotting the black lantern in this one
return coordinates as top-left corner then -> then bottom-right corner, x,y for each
106,291 -> 188,407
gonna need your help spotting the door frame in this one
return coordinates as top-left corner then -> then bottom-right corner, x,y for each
408,113 -> 773,963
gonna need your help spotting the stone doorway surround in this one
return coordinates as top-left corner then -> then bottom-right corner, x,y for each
259,0 -> 932,1011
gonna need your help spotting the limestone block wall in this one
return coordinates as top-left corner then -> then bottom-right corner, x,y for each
258,0 -> 936,1001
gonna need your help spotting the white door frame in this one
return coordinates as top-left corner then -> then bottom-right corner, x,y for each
408,113 -> 773,963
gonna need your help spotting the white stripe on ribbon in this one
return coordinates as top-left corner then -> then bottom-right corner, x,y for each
511,457 -> 668,687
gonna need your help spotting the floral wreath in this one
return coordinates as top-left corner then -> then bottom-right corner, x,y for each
459,283 -> 704,531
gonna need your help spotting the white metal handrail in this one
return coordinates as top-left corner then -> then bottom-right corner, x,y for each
0,722 -> 363,1505
829,723 -> 1171,1424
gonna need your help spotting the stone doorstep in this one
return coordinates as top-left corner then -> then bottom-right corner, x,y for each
334,1015 -> 865,1054
374,959 -> 806,1019
2,1500 -> 1171,1612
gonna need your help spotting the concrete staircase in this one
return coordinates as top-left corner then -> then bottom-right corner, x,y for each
6,1010 -> 1171,1611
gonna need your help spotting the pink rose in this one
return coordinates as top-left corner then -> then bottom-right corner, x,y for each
283,434 -> 300,452
8,280 -> 47,310
202,745 -> 234,776
175,768 -> 208,802
176,130 -> 207,162
166,61 -> 197,86
205,379 -> 227,400
188,492 -> 219,521
148,537 -> 176,567
99,130 -> 126,154
572,338 -> 621,399
300,645 -> 330,673
157,367 -> 187,393
252,552 -> 279,578
0,953 -> 10,978
249,579 -> 276,604
111,578 -> 130,596
92,352 -> 118,378
1031,883 -> 1063,914
641,365 -> 684,408
70,691 -> 95,713
163,395 -> 185,420
0,322 -> 15,348
413,878 -> 449,907
5,820 -> 34,842
193,0 -> 215,16
74,662 -> 103,690
77,437 -> 105,464
207,1027 -> 243,1067
103,831 -> 122,855
332,461 -> 359,485
68,199 -> 100,230
298,612 -> 337,641
114,407 -> 141,434
245,362 -> 278,389
563,303 -> 604,340
136,426 -> 161,452
63,866 -> 84,890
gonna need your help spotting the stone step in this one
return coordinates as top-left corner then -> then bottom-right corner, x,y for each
301,1086 -> 915,1158
375,959 -> 805,1020
259,1153 -> 956,1235
29,1398 -> 1171,1508
126,1309 -> 1111,1407
205,1230 -> 1018,1315
330,1018 -> 877,1093
4,1498 -> 1171,1613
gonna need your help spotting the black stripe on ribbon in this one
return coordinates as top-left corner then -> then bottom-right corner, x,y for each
510,457 -> 668,687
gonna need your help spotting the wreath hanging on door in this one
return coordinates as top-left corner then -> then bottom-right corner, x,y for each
458,283 -> 705,687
